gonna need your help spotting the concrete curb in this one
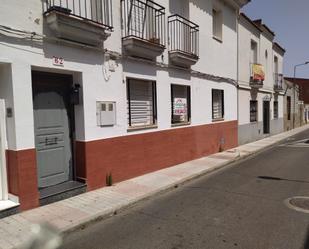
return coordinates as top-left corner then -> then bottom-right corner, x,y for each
2,124 -> 309,249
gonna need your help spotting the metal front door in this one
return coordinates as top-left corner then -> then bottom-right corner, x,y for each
32,72 -> 73,188
263,101 -> 270,134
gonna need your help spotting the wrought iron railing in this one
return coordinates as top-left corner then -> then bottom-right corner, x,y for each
274,73 -> 284,90
44,0 -> 113,30
121,0 -> 166,47
168,14 -> 199,57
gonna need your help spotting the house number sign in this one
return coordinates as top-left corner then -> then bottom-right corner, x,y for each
52,56 -> 64,66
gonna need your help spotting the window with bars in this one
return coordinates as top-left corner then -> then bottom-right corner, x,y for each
212,89 -> 224,120
127,79 -> 157,128
250,100 -> 258,122
274,101 -> 278,119
171,84 -> 191,124
287,96 -> 291,121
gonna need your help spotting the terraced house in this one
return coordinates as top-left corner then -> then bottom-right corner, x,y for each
238,13 -> 285,145
0,0 -> 250,213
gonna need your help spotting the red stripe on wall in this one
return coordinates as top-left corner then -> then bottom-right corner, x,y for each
77,120 -> 238,191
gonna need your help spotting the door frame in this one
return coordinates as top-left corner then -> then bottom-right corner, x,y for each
0,99 -> 8,200
32,71 -> 76,188
263,100 -> 270,134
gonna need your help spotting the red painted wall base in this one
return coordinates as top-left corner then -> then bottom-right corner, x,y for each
6,149 -> 39,210
77,120 -> 238,191
6,120 -> 237,210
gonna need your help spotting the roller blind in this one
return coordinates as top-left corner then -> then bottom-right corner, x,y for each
128,79 -> 156,127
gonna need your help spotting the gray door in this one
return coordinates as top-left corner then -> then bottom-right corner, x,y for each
32,72 -> 73,188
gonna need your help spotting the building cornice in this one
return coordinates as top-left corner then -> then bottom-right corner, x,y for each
253,19 -> 275,41
239,13 -> 262,36
223,0 -> 250,9
273,42 -> 286,55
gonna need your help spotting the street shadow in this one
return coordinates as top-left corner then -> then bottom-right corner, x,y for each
258,176 -> 309,184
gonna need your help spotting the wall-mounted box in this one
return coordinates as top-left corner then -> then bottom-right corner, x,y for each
96,101 -> 116,126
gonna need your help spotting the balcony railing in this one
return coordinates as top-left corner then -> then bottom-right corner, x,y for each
121,0 -> 166,47
274,73 -> 284,91
44,0 -> 113,30
168,14 -> 199,57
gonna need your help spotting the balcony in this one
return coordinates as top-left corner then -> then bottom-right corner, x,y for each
44,0 -> 113,46
274,73 -> 284,92
250,63 -> 265,88
168,15 -> 199,68
121,0 -> 166,60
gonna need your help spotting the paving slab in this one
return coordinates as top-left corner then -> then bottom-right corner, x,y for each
1,124 -> 309,249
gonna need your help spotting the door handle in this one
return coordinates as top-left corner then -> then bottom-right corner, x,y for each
45,137 -> 58,145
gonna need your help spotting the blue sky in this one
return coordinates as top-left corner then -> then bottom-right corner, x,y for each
242,0 -> 309,78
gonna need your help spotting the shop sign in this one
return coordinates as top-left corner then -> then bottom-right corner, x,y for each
252,63 -> 265,81
173,98 -> 187,121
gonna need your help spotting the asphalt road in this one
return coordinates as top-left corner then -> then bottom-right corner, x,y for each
61,129 -> 309,249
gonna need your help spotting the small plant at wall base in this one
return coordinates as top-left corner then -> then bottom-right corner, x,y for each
219,144 -> 224,152
219,137 -> 225,152
106,173 -> 113,186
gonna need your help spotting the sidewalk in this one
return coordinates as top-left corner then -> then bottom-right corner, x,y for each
1,124 -> 309,249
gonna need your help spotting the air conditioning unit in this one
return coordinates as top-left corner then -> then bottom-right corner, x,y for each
96,101 -> 116,126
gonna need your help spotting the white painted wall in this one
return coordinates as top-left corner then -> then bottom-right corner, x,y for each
238,15 -> 285,129
238,89 -> 283,126
0,0 -> 240,149
238,16 -> 260,87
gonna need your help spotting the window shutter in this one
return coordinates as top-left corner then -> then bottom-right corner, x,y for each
128,79 -> 155,127
212,89 -> 223,119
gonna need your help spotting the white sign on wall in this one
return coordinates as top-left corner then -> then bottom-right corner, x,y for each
173,98 -> 187,121
52,56 -> 64,66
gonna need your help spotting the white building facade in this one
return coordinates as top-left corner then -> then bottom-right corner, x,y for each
0,0 -> 248,211
238,13 -> 285,145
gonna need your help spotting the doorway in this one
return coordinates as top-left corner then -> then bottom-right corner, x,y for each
263,101 -> 270,134
32,71 -> 75,189
0,99 -> 8,201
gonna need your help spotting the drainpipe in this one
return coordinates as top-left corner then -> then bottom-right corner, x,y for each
236,10 -> 240,142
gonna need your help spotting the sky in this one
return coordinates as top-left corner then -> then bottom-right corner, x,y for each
242,0 -> 309,78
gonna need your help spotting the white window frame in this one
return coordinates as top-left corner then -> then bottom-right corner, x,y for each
212,8 -> 223,41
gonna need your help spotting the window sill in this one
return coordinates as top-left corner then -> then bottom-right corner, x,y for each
250,121 -> 258,124
213,36 -> 223,43
171,122 -> 191,127
212,118 -> 224,122
127,125 -> 158,132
